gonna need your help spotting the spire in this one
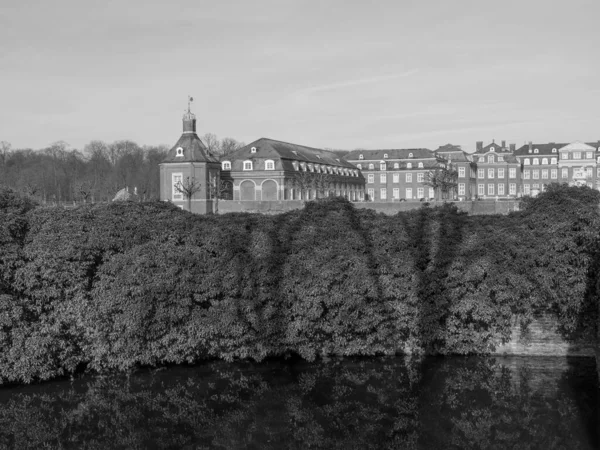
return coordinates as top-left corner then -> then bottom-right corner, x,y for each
183,95 -> 196,133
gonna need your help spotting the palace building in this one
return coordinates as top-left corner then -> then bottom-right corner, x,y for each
471,140 -> 521,198
434,144 -> 477,200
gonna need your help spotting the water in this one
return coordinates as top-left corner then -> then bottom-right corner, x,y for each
0,356 -> 597,449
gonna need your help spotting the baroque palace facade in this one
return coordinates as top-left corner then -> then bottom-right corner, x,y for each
159,106 -> 600,210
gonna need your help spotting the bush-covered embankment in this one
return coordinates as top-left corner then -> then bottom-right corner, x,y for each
0,185 -> 598,384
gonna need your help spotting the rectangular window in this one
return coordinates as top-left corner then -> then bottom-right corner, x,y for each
587,167 -> 593,178
429,188 -> 434,199
368,174 -> 374,183
380,173 -> 387,183
417,173 -> 424,183
478,184 -> 484,196
243,161 -> 253,170
367,188 -> 375,201
172,173 -> 183,201
586,152 -> 593,159
498,168 -> 504,178
406,188 -> 412,199
417,187 -> 424,198
488,184 -> 494,195
509,183 -> 516,195
458,183 -> 465,195
393,173 -> 399,183
498,184 -> 505,195
509,168 -> 516,178
478,169 -> 484,178
562,168 -> 568,178
380,188 -> 387,200
551,169 -> 557,179
524,170 -> 530,179
573,152 -> 581,159
524,184 -> 530,195
458,167 -> 465,177
532,170 -> 539,179
393,188 -> 399,199
542,170 -> 548,179
488,168 -> 494,179
406,173 -> 412,183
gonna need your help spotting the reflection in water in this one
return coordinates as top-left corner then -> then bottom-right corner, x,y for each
0,356 -> 596,449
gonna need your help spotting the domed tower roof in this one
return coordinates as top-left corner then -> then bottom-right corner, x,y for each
163,97 -> 220,163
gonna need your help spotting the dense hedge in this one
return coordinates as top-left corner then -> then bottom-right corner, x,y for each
0,185 -> 598,384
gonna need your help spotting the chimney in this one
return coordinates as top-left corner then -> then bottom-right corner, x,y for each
510,143 -> 516,152
528,141 -> 533,152
476,141 -> 483,152
501,140 -> 506,149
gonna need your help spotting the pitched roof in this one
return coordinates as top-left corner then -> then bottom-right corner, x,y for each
344,148 -> 435,161
558,141 -> 597,152
476,141 -> 511,154
514,143 -> 566,156
224,138 -> 356,169
435,144 -> 472,162
162,132 -> 220,163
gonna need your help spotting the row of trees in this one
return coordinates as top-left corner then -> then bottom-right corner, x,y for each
0,134 -> 244,204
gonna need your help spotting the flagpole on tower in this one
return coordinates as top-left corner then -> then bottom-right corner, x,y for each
188,95 -> 194,113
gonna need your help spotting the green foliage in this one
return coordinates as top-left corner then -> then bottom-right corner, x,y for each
0,186 -> 598,384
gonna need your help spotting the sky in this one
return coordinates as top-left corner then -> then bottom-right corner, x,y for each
1,0 -> 599,153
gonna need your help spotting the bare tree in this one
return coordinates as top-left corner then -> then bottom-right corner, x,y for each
0,141 -> 11,183
201,133 -> 220,155
73,179 -> 96,203
220,137 -> 245,156
424,166 -> 458,200
174,176 -> 202,212
287,171 -> 316,200
313,172 -> 334,198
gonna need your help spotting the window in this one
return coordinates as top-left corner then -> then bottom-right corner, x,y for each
380,162 -> 386,171
551,158 -> 557,165
498,184 -> 505,195
458,167 -> 465,177
251,147 -> 257,153
368,163 -> 374,170
407,163 -> 412,169
509,168 -> 516,178
458,183 -> 465,195
172,173 -> 183,200
418,162 -> 424,168
383,153 -> 388,159
428,188 -> 434,198
524,158 -> 530,165
478,169 -> 484,178
498,156 -> 504,162
488,184 -> 494,195
368,174 -> 374,183
524,184 -> 530,195
417,187 -> 424,198
393,163 -> 399,169
489,155 -> 495,163
498,168 -> 505,178
587,152 -> 593,159
552,148 -> 557,153
380,173 -> 387,183
561,152 -> 568,159
408,153 -> 413,158
562,168 -> 568,178
524,170 -> 530,179
243,160 -> 253,170
380,188 -> 387,200
367,188 -> 374,201
406,173 -> 412,182
533,158 -> 539,165
265,160 -> 275,170
573,152 -> 581,159
551,169 -> 557,179
417,173 -> 424,182
488,168 -> 495,179
532,170 -> 539,179
541,158 -> 548,165
490,146 -> 495,152
542,169 -> 548,179
587,167 -> 593,178
176,147 -> 184,157
222,161 -> 231,170
393,188 -> 399,199
359,154 -> 364,160
509,183 -> 516,195
405,188 -> 413,199
478,184 -> 485,196
534,148 -> 539,153
357,164 -> 362,170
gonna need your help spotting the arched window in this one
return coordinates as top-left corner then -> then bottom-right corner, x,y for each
359,154 -> 364,160
534,148 -> 539,153
552,148 -> 557,153
356,164 -> 362,170
380,161 -> 386,171
250,147 -> 257,153
541,158 -> 548,165
368,163 -> 374,170
489,155 -> 495,163
408,153 -> 414,158
383,153 -> 388,159
533,158 -> 539,165
418,162 -> 423,168
243,160 -> 253,170
490,146 -> 495,152
407,163 -> 412,169
524,158 -> 530,165
393,163 -> 399,169
551,157 -> 557,164
265,159 -> 275,170
222,161 -> 231,170
176,147 -> 184,157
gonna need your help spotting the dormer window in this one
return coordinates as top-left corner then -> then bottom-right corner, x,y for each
243,160 -> 253,170
357,164 -> 362,170
359,154 -> 364,160
528,149 -> 532,154
308,164 -> 314,172
407,163 -> 412,169
418,162 -> 423,168
222,161 -> 231,170
176,147 -> 184,157
301,163 -> 307,171
408,153 -> 413,158
534,148 -> 539,153
265,160 -> 275,170
292,161 -> 299,171
251,147 -> 257,153
552,148 -> 557,153
490,146 -> 495,152
383,153 -> 388,159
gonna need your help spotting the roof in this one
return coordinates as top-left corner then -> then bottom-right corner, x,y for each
162,132 -> 220,163
112,187 -> 139,202
558,141 -> 597,152
514,143 -> 567,156
476,141 -> 511,154
344,148 -> 435,161
434,144 -> 472,162
473,153 -> 520,164
224,138 -> 356,169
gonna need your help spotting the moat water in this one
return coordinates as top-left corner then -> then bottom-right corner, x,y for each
0,356 -> 597,449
